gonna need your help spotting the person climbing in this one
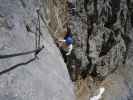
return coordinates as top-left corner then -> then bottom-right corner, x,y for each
58,27 -> 73,56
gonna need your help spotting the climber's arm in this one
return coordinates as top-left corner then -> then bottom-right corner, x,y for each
58,39 -> 66,42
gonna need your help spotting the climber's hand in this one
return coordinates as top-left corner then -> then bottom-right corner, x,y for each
58,39 -> 66,42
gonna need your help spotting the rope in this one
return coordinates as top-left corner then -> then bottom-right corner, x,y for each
0,56 -> 36,76
35,13 -> 39,50
0,10 -> 45,76
0,9 -> 44,59
34,8 -> 42,56
37,9 -> 41,49
36,8 -> 59,43
0,8 -> 44,76
0,46 -> 44,59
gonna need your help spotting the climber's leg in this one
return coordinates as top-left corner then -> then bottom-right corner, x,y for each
59,48 -> 67,63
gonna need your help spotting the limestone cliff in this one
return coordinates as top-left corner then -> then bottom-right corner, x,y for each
67,0 -> 133,100
1,0 -> 133,100
0,0 -> 75,100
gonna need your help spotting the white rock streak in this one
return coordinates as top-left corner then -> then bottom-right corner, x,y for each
90,87 -> 105,100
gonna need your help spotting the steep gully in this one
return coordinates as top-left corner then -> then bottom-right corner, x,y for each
62,0 -> 133,100
0,0 -> 133,100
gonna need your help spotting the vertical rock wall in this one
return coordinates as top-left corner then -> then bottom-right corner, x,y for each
70,0 -> 127,77
68,0 -> 133,99
0,0 -> 75,100
40,0 -> 68,38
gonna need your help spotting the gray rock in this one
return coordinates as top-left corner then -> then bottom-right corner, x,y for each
0,0 -> 75,100
68,0 -> 133,99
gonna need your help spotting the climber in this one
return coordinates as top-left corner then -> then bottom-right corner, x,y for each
58,27 -> 73,56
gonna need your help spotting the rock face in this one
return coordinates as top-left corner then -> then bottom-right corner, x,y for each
69,0 -> 128,77
0,0 -> 75,100
67,0 -> 133,99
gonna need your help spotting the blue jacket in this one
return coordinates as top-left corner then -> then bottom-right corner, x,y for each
64,33 -> 73,45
